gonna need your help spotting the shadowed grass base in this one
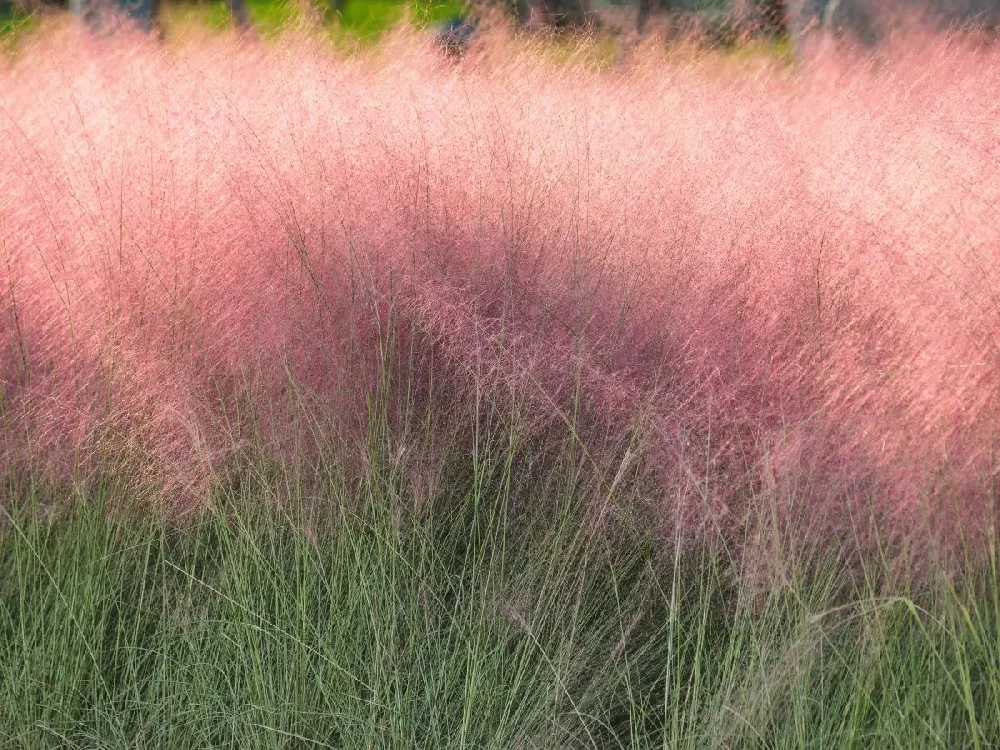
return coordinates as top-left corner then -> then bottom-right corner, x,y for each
3,455 -> 1000,747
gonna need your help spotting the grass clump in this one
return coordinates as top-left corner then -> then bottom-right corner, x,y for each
4,440 -> 1000,747
3,20 -> 1000,747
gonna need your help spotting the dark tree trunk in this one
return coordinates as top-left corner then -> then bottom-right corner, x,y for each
541,0 -> 590,27
636,0 -> 678,35
636,0 -> 654,34
229,0 -> 250,27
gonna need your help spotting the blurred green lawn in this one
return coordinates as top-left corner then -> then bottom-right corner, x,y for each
0,0 -> 467,45
164,0 -> 466,41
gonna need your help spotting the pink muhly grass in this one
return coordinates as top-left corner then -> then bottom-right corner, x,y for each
0,27 -> 998,541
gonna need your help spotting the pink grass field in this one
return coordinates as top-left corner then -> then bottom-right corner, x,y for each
1,27 -> 999,542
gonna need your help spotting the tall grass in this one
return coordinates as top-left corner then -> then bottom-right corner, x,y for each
0,408 -> 1000,748
4,398 -> 1000,746
1,24 -> 999,744
3,26 -> 998,532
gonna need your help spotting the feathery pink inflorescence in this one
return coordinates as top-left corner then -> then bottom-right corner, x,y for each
1,27 -> 998,531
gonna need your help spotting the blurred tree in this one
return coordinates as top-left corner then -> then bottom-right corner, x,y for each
229,0 -> 249,26
76,0 -> 159,32
635,0 -> 664,33
755,0 -> 786,33
15,0 -> 68,10
508,0 -> 592,27
66,0 -> 251,31
783,0 -> 880,52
